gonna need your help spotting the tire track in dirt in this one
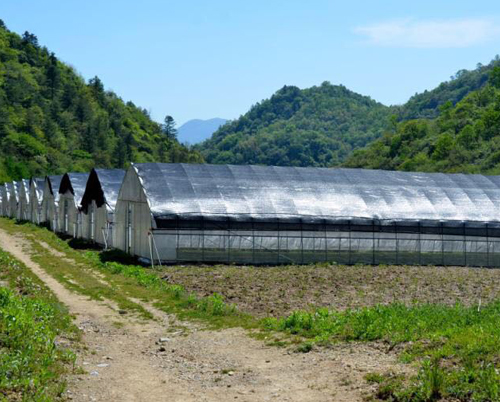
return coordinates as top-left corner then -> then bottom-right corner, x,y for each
0,227 -> 409,402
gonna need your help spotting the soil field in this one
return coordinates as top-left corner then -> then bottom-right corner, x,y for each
161,263 -> 499,317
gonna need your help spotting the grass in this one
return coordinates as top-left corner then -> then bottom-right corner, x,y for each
3,218 -> 500,400
90,256 -> 242,323
0,219 -> 254,329
263,303 -> 500,401
0,248 -> 78,401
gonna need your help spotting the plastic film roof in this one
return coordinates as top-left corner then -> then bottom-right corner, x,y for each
31,178 -> 45,202
80,169 -> 125,213
133,163 -> 500,225
59,173 -> 89,205
7,182 -> 20,202
20,179 -> 30,201
47,175 -> 63,202
2,184 -> 9,200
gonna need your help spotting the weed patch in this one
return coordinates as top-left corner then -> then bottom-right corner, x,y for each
89,255 -> 244,321
264,302 -> 500,401
0,249 -> 77,401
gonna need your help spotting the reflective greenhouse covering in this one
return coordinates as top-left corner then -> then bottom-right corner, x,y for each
79,169 -> 125,248
32,177 -> 45,201
47,175 -> 63,201
129,163 -> 500,266
135,163 -> 500,226
80,168 -> 125,213
59,172 -> 90,203
7,181 -> 20,202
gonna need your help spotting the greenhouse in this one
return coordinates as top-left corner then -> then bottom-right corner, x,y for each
0,185 -> 4,216
80,168 -> 125,247
18,179 -> 30,221
7,182 -> 20,219
58,172 -> 89,236
41,175 -> 63,231
29,178 -> 45,224
1,185 -> 10,217
113,163 -> 500,267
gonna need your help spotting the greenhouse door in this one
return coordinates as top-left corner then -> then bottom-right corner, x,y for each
125,203 -> 134,254
63,199 -> 69,233
90,202 -> 95,241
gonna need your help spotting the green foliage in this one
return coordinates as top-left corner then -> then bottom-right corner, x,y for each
0,24 -> 202,180
263,300 -> 500,401
490,66 -> 500,89
85,253 -> 239,318
197,82 -> 393,167
198,58 -> 500,168
196,293 -> 237,316
397,58 -> 500,120
345,81 -> 500,174
0,250 -> 76,401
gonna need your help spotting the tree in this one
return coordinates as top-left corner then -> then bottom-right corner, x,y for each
490,66 -> 500,89
162,115 -> 177,140
46,52 -> 60,99
88,76 -> 106,106
158,139 -> 169,162
22,31 -> 38,47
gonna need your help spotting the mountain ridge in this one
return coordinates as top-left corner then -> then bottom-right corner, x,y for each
197,58 -> 500,168
196,82 -> 393,167
344,64 -> 500,175
178,118 -> 227,144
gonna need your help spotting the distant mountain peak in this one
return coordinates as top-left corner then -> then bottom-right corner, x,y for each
178,118 -> 228,144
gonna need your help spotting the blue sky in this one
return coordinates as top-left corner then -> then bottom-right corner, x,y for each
1,1 -> 499,125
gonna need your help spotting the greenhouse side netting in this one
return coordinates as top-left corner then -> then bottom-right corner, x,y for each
149,216 -> 500,266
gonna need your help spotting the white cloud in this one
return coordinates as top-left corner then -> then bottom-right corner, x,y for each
354,18 -> 500,48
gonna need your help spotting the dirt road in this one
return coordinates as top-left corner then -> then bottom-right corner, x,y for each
0,228 -> 405,402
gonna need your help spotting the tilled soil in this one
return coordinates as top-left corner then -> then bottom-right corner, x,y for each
162,264 -> 495,317
0,228 -> 410,402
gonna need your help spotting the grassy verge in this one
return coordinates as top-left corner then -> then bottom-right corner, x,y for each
0,248 -> 78,401
85,252 -> 250,328
262,302 -> 500,400
0,219 -> 255,329
3,219 -> 500,401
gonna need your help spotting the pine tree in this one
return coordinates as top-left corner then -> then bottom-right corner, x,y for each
22,31 -> 38,47
162,115 -> 177,140
46,52 -> 60,99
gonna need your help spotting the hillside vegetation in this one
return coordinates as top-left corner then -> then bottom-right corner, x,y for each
0,21 -> 202,181
198,83 -> 392,167
397,58 -> 500,121
345,66 -> 500,174
199,59 -> 500,168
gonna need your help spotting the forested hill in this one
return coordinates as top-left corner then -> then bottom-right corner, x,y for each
344,66 -> 500,174
198,59 -> 500,168
396,58 -> 500,121
0,21 -> 202,181
197,83 -> 392,167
